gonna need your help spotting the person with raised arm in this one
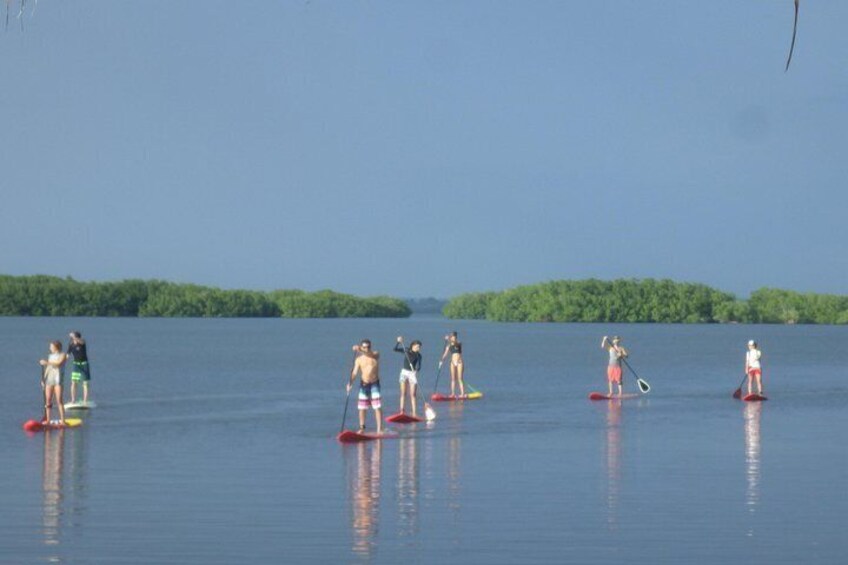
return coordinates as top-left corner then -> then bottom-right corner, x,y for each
67,331 -> 92,404
394,336 -> 422,417
439,331 -> 465,398
601,336 -> 628,398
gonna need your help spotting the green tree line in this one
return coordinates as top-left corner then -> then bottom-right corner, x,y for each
0,276 -> 411,318
443,279 -> 848,324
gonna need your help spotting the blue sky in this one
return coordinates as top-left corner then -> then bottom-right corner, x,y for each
1,1 -> 846,298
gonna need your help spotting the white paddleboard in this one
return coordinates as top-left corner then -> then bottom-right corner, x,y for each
64,401 -> 97,410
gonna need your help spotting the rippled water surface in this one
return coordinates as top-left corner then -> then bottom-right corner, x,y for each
1,317 -> 846,564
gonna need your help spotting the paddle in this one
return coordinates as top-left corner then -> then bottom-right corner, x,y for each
732,374 -> 748,399
340,352 -> 357,434
433,338 -> 448,394
621,357 -> 651,393
40,367 -> 47,423
398,338 -> 436,421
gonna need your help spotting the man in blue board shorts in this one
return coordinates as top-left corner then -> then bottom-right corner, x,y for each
67,331 -> 92,404
346,339 -> 384,434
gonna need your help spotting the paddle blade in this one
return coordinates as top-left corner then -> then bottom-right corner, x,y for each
424,403 -> 437,421
732,388 -> 743,399
637,379 -> 651,393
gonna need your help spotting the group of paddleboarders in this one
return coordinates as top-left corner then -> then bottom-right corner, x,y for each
601,335 -> 765,398
346,332 -> 466,435
36,331 -> 93,426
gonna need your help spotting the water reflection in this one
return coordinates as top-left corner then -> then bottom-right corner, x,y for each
743,402 -> 762,531
396,437 -> 419,545
41,430 -> 66,563
347,441 -> 382,560
604,400 -> 622,532
448,434 -> 462,508
38,424 -> 90,564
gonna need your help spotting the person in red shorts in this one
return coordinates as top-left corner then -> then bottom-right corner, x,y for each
601,335 -> 628,397
745,340 -> 764,396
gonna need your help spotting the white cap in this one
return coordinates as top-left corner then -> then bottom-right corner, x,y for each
748,340 -> 755,346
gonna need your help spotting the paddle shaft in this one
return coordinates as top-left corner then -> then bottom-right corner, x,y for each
40,367 -> 46,422
340,352 -> 357,433
733,373 -> 748,399
433,339 -> 447,393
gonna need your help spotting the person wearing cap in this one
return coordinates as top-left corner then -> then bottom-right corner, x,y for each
67,331 -> 92,404
745,340 -> 764,396
601,335 -> 628,397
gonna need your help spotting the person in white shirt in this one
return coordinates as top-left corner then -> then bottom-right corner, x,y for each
745,340 -> 764,396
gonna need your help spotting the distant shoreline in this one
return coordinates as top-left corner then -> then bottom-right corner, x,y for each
0,275 -> 411,319
442,278 -> 848,325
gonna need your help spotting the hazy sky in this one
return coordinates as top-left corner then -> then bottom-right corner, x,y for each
1,1 -> 846,298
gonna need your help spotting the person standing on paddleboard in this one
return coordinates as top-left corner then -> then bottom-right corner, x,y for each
39,340 -> 68,425
67,331 -> 92,404
745,340 -> 764,396
347,339 -> 385,434
394,337 -> 422,417
601,336 -> 628,397
440,331 -> 465,398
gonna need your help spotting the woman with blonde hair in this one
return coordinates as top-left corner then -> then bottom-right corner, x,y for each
39,340 -> 68,425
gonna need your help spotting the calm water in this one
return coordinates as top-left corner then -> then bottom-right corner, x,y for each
1,316 -> 846,564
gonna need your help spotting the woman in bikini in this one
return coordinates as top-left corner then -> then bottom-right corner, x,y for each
440,331 -> 465,398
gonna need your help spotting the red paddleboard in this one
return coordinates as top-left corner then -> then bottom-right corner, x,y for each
386,412 -> 425,424
336,430 -> 399,443
430,392 -> 483,402
589,392 -> 640,400
22,418 -> 83,432
742,393 -> 768,402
